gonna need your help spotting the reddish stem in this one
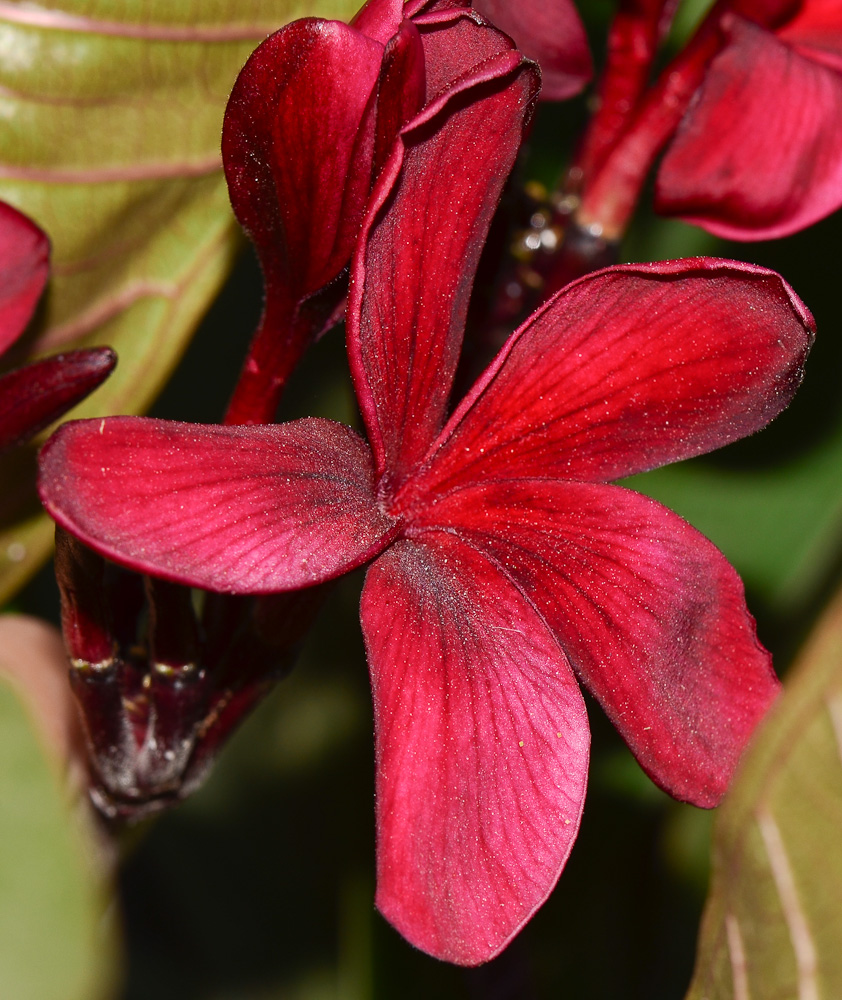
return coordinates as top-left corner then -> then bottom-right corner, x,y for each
575,6 -> 732,240
573,0 -> 677,188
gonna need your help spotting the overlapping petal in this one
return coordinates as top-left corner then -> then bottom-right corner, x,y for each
348,46 -> 539,489
39,417 -> 399,594
399,259 -> 813,500
223,19 -> 383,300
0,201 -> 49,357
361,532 -> 589,965
0,348 -> 116,455
474,0 -> 592,99
656,16 -> 842,239
221,19 -> 385,422
413,480 -> 778,806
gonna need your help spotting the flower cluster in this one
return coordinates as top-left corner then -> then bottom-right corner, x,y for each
36,0 -> 815,965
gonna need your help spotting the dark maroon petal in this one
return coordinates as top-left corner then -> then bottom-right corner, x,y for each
373,20 -> 427,176
361,533 -> 589,965
348,50 -> 540,492
0,202 -> 49,357
411,6 -> 518,105
414,479 -> 779,806
474,0 -> 592,99
403,259 -> 813,495
39,417 -> 399,593
656,16 -> 842,239
0,347 -> 115,454
221,20 -> 384,421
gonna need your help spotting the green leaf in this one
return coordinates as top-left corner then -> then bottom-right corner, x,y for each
0,678 -> 117,1000
686,585 -> 842,1000
0,0 -> 360,602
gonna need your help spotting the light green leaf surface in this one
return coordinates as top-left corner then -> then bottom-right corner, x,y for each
0,0 -> 360,602
0,674 -> 117,1000
686,585 -> 842,1000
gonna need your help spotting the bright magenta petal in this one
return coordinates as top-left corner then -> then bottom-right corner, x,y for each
656,17 -> 842,239
348,48 -> 540,490
415,479 -> 779,806
352,0 -> 405,42
0,347 -> 116,454
780,0 -> 842,71
475,0 -> 592,99
404,259 -> 813,494
361,533 -> 589,965
39,417 -> 399,593
0,202 -> 49,356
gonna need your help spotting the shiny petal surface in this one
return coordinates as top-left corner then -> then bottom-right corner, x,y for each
475,0 -> 592,99
373,20 -> 427,176
0,202 -> 49,357
361,533 -> 589,965
39,417 -> 398,594
0,348 -> 116,454
656,17 -> 842,239
412,7 -> 518,105
352,0 -> 405,42
222,19 -> 383,299
221,19 -> 383,420
405,260 -> 813,495
348,50 -> 539,490
415,479 -> 780,806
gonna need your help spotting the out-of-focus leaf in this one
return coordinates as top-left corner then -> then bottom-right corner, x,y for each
0,0 -> 360,602
0,631 -> 117,1000
686,583 -> 842,1000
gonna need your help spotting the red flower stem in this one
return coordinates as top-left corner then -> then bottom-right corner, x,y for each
223,292 -> 307,426
570,0 -> 759,242
572,0 -> 677,188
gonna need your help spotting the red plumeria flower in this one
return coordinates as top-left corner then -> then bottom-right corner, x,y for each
39,54 -> 814,965
222,0 -> 545,424
0,202 -> 115,455
656,0 -> 842,239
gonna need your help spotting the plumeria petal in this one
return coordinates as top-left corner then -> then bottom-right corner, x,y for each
39,417 -> 399,593
411,5 -> 518,104
361,532 -> 589,965
0,348 -> 116,454
474,0 -> 592,99
352,0 -> 405,42
223,19 -> 383,299
0,201 -> 49,357
372,20 -> 427,176
414,479 -> 779,806
348,45 -> 539,490
401,259 -> 813,496
221,19 -> 384,422
779,0 -> 842,71
656,16 -> 842,239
